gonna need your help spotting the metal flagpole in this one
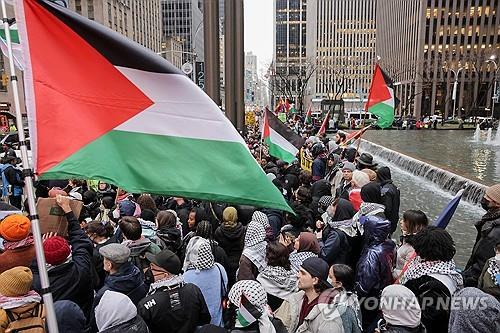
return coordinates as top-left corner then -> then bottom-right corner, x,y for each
0,1 -> 59,331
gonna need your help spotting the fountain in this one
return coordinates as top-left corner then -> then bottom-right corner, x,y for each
360,139 -> 487,205
472,124 -> 480,142
486,128 -> 493,143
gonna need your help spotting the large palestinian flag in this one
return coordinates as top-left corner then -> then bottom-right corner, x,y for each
15,0 -> 290,212
262,108 -> 304,163
366,64 -> 396,128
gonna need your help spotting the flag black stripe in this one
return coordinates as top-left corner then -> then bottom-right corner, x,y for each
267,110 -> 305,149
38,0 -> 181,74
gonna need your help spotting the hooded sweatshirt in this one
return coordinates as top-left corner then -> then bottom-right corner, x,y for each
54,300 -> 88,333
380,285 -> 422,329
95,290 -> 136,330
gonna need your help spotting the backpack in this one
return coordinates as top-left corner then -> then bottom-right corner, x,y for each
5,304 -> 45,333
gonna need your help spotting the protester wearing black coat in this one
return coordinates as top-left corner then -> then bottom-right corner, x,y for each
32,212 -> 94,319
214,222 -> 245,287
377,167 -> 401,234
463,208 -> 500,287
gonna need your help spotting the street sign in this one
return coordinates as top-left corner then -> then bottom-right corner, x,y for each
181,62 -> 193,75
195,61 -> 205,90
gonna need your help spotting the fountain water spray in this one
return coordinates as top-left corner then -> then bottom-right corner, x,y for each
486,128 -> 493,143
473,124 -> 481,142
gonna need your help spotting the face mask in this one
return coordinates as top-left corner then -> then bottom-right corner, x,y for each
480,198 -> 491,211
496,254 -> 500,267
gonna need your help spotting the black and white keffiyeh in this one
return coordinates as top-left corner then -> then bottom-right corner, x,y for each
183,236 -> 215,271
228,280 -> 276,333
252,211 -> 271,229
257,265 -> 297,293
289,250 -> 318,273
243,221 -> 267,272
401,256 -> 464,288
487,258 -> 500,286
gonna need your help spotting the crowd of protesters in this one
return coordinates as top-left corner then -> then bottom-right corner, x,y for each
0,119 -> 499,332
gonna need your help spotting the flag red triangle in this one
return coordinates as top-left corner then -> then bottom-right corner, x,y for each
317,111 -> 330,136
262,108 -> 270,141
366,64 -> 392,109
24,0 -> 153,174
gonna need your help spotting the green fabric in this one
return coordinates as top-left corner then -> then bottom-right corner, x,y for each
42,130 -> 292,212
0,27 -> 19,44
264,137 -> 296,164
369,102 -> 394,128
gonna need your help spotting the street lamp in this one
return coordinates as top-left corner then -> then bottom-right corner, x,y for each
448,66 -> 464,120
157,50 -> 198,80
485,55 -> 499,119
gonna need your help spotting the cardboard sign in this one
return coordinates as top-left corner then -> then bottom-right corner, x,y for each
37,198 -> 83,236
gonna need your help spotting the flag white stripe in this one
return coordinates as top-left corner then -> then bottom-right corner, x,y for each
115,67 -> 245,144
269,127 -> 299,156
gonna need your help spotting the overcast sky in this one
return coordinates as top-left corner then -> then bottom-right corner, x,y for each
244,0 -> 273,74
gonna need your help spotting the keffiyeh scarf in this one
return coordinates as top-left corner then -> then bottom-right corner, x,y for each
183,236 -> 215,271
0,290 -> 41,310
242,221 -> 267,272
3,236 -> 34,250
289,250 -> 318,273
487,258 -> 500,286
401,256 -> 464,288
258,266 -> 297,293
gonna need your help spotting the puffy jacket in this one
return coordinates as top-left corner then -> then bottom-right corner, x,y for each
320,227 -> 351,266
463,208 -> 500,287
95,262 -> 147,306
0,164 -> 23,197
31,212 -> 94,319
355,216 -> 395,297
156,227 -> 182,253
312,156 -> 326,182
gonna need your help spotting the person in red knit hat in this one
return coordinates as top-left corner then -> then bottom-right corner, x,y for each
0,215 -> 36,274
30,195 -> 94,320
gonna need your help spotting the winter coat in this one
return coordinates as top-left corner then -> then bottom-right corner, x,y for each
138,282 -> 211,333
155,226 -> 182,253
463,208 -> 500,287
478,257 -> 500,301
125,238 -> 161,275
214,223 -> 245,285
312,156 -> 326,182
0,302 -> 46,333
335,179 -> 352,200
91,238 -> 118,291
393,241 -> 415,281
404,275 -> 453,333
237,254 -> 259,281
0,243 -> 36,274
100,316 -> 149,333
54,300 -> 89,333
283,164 -> 301,191
0,164 -> 23,197
378,167 -> 401,234
275,289 -> 362,333
355,216 -> 395,297
31,212 -> 94,319
264,161 -> 279,176
320,228 -> 352,267
95,262 -> 147,306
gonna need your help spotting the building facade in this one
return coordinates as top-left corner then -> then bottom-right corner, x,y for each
161,0 -> 204,65
272,0 -> 308,110
377,0 -> 500,119
245,52 -> 258,105
68,0 -> 161,52
162,36 -> 184,69
306,0 -> 377,113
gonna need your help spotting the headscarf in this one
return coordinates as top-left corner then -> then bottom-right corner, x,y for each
228,280 -> 276,333
252,211 -> 271,229
222,207 -> 238,229
332,198 -> 356,221
95,290 -> 137,332
380,285 -> 421,328
449,287 -> 500,333
297,232 -> 320,254
242,221 -> 267,272
183,236 -> 215,271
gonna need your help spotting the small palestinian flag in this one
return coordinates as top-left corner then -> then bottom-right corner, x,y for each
274,97 -> 284,114
15,0 -> 291,212
304,105 -> 312,124
366,64 -> 396,128
236,294 -> 262,327
317,110 -> 331,136
263,107 -> 304,163
343,125 -> 371,146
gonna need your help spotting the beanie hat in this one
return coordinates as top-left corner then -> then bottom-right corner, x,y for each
341,162 -> 356,172
0,266 -> 33,297
43,236 -> 71,265
485,184 -> 500,205
222,207 -> 238,228
0,214 -> 31,242
119,200 -> 136,217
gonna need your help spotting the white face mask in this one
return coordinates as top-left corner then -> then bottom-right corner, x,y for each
495,254 -> 500,266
